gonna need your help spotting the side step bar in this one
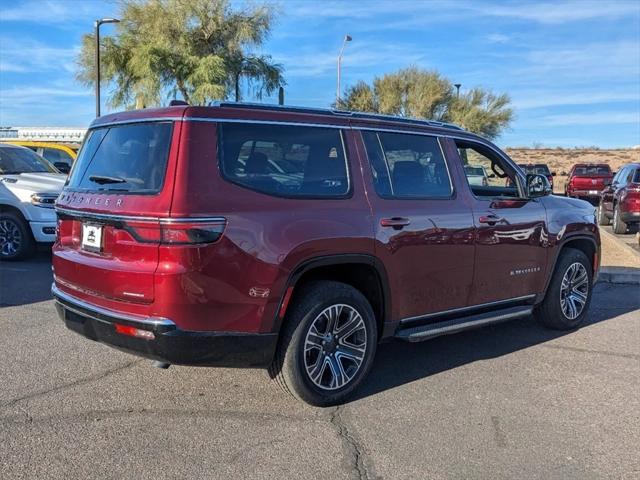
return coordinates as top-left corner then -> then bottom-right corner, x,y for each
395,305 -> 533,342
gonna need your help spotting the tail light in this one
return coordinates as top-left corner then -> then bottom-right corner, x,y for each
124,218 -> 226,245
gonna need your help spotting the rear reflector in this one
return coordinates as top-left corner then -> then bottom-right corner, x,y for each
114,323 -> 155,340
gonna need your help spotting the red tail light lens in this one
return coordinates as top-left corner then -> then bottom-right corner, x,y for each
124,218 -> 226,245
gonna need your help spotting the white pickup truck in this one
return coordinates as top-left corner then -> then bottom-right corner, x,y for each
0,143 -> 66,260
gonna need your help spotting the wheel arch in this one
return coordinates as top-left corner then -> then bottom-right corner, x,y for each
540,233 -> 599,300
274,254 -> 392,341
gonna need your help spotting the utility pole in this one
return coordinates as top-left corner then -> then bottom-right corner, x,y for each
95,18 -> 120,117
336,35 -> 352,106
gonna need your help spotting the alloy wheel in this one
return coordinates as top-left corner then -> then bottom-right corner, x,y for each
303,304 -> 367,391
0,218 -> 22,257
560,262 -> 589,320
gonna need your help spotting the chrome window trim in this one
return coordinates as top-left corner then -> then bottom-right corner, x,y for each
52,283 -> 176,327
399,294 -> 537,325
187,116 -> 345,129
89,117 -> 184,128
55,206 -> 225,224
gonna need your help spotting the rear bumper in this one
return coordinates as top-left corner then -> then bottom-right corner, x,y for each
567,190 -> 601,198
52,284 -> 278,367
621,211 -> 640,223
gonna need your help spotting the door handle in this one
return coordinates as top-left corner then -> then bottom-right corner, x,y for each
380,217 -> 411,230
479,214 -> 504,226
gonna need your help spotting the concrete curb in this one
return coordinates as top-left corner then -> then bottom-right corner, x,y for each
598,267 -> 640,285
600,227 -> 640,260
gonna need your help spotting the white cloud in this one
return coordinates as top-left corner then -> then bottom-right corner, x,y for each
0,37 -> 79,73
538,112 -> 640,126
280,0 -> 639,26
486,33 -> 510,44
513,90 -> 640,110
276,43 -> 427,77
471,1 -> 639,25
0,0 -> 109,24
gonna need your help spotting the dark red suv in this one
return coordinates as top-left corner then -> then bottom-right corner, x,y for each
597,163 -> 640,233
52,104 -> 600,406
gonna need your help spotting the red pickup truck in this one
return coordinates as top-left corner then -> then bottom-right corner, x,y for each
565,164 -> 613,204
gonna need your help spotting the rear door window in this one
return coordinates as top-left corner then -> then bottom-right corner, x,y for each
362,131 -> 452,198
68,122 -> 173,193
219,123 -> 349,197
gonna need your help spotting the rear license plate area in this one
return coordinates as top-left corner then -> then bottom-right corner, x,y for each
81,223 -> 103,252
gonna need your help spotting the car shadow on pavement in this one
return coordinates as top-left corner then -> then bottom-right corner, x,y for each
351,282 -> 639,403
0,249 -> 53,307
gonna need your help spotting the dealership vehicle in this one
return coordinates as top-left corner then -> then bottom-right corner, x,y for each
0,144 -> 65,260
565,163 -> 613,203
52,104 -> 600,406
1,141 -> 78,174
597,163 -> 640,233
464,165 -> 489,186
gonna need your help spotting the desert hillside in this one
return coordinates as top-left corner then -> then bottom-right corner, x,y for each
504,148 -> 640,193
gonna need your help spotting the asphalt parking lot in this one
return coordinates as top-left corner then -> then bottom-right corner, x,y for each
1,252 -> 639,479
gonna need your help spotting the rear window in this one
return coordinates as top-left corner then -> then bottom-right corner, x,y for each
573,165 -> 611,176
519,164 -> 550,175
219,123 -> 349,197
633,168 -> 640,183
68,122 -> 173,193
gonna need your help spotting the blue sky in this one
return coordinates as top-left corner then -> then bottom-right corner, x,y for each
1,0 -> 639,148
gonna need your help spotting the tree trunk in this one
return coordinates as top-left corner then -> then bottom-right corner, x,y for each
235,72 -> 241,102
176,78 -> 191,104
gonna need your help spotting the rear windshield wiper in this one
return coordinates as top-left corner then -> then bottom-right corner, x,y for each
89,175 -> 127,185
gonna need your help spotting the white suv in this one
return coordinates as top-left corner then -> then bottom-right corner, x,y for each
0,144 -> 66,260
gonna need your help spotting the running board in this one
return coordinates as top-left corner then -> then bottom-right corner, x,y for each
395,305 -> 533,342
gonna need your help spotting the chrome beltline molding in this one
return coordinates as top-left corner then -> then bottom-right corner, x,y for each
55,206 -> 225,224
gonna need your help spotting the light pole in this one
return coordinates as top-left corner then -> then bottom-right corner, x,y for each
336,34 -> 352,106
454,83 -> 462,99
95,18 -> 120,117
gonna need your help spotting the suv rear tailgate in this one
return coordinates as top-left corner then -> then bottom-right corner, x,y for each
53,120 -> 181,306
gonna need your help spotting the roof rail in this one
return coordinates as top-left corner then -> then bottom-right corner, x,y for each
213,102 -> 464,131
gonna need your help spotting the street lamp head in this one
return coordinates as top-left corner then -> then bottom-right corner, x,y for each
345,35 -> 352,42
96,18 -> 120,26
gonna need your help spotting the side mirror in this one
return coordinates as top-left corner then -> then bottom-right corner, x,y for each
551,172 -> 557,177
488,173 -> 496,179
54,162 -> 71,174
526,174 -> 552,198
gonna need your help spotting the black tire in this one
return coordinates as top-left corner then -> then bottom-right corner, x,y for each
0,212 -> 36,261
534,248 -> 593,330
596,200 -> 610,226
612,204 -> 628,234
269,281 -> 377,406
